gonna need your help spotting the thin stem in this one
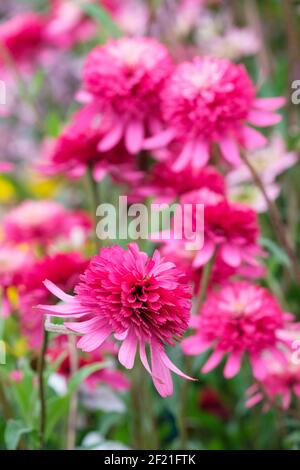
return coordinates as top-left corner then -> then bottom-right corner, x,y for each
66,336 -> 79,450
38,329 -> 49,449
240,151 -> 300,286
86,166 -> 102,252
179,253 -> 217,449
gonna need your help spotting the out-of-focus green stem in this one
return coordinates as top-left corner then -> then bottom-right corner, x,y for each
38,329 -> 49,449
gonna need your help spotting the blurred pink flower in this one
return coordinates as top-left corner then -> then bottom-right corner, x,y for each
9,370 -> 24,383
160,56 -> 285,170
82,37 -> 174,155
38,243 -> 194,397
0,161 -> 14,173
19,252 -> 89,349
0,246 -> 32,317
3,200 -> 91,246
182,282 -> 290,380
47,335 -> 130,391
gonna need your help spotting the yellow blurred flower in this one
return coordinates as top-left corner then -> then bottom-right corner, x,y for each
0,176 -> 15,202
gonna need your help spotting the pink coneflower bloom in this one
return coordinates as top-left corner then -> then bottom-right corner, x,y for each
160,56 -> 285,171
178,189 -> 262,269
47,335 -> 130,391
182,282 -> 290,380
3,200 -> 91,246
41,104 -> 131,181
130,163 -> 225,204
38,243 -> 193,397
0,13 -> 46,68
19,252 -> 89,349
0,246 -> 32,317
82,37 -> 174,155
0,161 -> 14,173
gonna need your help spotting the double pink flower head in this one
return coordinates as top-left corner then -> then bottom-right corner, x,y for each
39,243 -> 194,397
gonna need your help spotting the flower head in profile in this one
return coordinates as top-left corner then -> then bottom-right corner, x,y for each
82,37 -> 174,154
3,199 -> 91,246
19,252 -> 88,349
161,56 -> 285,170
38,243 -> 193,397
47,335 -> 130,391
182,282 -> 290,380
0,246 -> 32,317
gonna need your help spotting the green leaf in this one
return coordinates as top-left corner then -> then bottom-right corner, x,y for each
4,420 -> 32,450
68,362 -> 109,394
81,3 -> 122,38
260,237 -> 290,267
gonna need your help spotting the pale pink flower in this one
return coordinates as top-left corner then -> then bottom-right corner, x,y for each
182,282 -> 290,380
160,56 -> 285,170
0,162 -> 14,173
3,200 -> 91,246
10,370 -> 24,383
82,37 -> 174,155
38,243 -> 193,397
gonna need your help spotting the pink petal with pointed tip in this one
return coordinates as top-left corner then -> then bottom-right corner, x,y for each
192,139 -> 210,168
241,126 -> 267,150
172,140 -> 194,172
219,137 -> 241,166
161,349 -> 195,381
221,244 -> 241,268
150,342 -> 173,397
143,128 -> 175,150
224,351 -> 243,378
181,335 -> 211,355
253,97 -> 286,111
118,328 -> 138,369
202,349 -> 225,374
193,241 -> 215,268
125,119 -> 144,154
77,327 -> 111,352
98,122 -> 124,152
248,110 -> 281,127
43,280 -> 76,303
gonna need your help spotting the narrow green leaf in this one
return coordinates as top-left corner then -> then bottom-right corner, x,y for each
81,3 -> 122,38
4,420 -> 32,450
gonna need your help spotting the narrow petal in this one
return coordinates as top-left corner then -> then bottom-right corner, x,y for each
241,126 -> 267,150
160,349 -> 195,381
202,349 -> 225,374
248,109 -> 281,127
43,280 -> 76,303
118,328 -> 138,369
124,119 -> 145,154
245,393 -> 263,408
250,355 -> 267,380
181,335 -> 211,355
221,244 -> 241,268
143,128 -> 175,150
219,137 -> 241,166
77,327 -> 111,352
192,139 -> 210,168
193,241 -> 215,268
66,317 -> 106,334
150,342 -> 173,397
253,97 -> 286,111
98,122 -> 123,152
224,351 -> 243,378
172,140 -> 194,172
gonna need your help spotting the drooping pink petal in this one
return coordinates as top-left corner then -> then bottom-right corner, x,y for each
219,136 -> 241,166
143,128 -> 175,150
124,119 -> 145,154
192,139 -> 210,169
253,97 -> 286,111
77,327 -> 112,352
193,240 -> 215,268
181,335 -> 211,355
248,110 -> 281,127
66,317 -> 106,334
202,349 -> 225,374
221,244 -> 241,268
150,342 -> 173,397
172,140 -> 194,172
223,351 -> 243,378
118,328 -> 138,369
98,122 -> 124,152
250,355 -> 267,380
43,279 -> 76,303
160,348 -> 195,381
245,393 -> 263,408
241,126 -> 267,150
282,390 -> 291,410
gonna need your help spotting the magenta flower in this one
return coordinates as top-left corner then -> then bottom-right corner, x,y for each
82,37 -> 174,155
19,252 -> 89,349
41,104 -> 132,181
38,243 -> 193,397
160,56 -> 285,170
3,200 -> 91,246
0,246 -> 32,317
182,282 -> 289,380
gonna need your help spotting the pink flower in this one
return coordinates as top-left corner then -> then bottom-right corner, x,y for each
38,243 -> 193,397
245,352 -> 300,411
130,162 -> 226,203
82,37 -> 174,154
41,104 -> 131,181
182,282 -> 289,380
0,162 -> 14,173
160,56 -> 285,170
179,189 -> 262,269
10,370 -> 24,383
47,335 -> 130,391
0,13 -> 46,68
3,200 -> 91,246
0,246 -> 32,317
19,252 -> 89,349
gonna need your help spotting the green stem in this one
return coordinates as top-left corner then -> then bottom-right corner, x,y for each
38,329 -> 49,449
179,253 -> 217,449
86,166 -> 102,252
240,151 -> 300,287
